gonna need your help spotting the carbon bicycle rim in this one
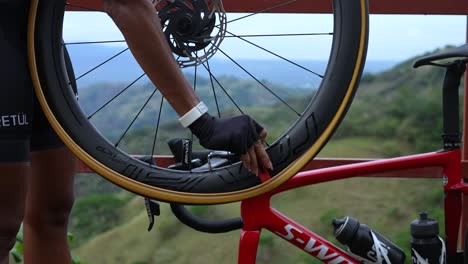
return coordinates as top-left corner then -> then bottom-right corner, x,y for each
28,0 -> 368,204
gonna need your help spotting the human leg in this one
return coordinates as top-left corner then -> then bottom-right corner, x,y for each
0,163 -> 28,264
23,147 -> 76,264
0,2 -> 35,262
22,86 -> 77,263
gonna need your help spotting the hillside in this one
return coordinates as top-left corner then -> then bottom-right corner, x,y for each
72,138 -> 443,264
78,75 -> 311,154
68,47 -> 457,263
67,43 -> 396,88
335,46 -> 463,154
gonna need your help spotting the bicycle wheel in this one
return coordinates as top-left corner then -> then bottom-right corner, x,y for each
28,0 -> 368,204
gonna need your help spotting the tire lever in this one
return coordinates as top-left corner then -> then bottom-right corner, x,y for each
258,166 -> 271,183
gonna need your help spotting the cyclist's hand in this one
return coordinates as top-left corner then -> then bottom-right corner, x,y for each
189,113 -> 273,175
240,128 -> 271,177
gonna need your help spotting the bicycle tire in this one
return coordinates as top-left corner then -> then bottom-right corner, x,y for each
27,0 -> 368,204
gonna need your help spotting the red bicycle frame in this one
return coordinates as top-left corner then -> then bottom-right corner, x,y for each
65,2 -> 468,263
238,149 -> 464,263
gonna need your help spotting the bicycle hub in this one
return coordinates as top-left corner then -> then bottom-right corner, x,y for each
156,0 -> 227,68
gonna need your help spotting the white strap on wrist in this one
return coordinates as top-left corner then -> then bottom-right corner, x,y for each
178,102 -> 208,128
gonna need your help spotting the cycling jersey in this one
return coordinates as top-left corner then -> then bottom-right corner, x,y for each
0,0 -> 66,162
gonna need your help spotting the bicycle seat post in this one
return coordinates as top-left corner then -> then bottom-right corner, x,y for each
442,60 -> 466,150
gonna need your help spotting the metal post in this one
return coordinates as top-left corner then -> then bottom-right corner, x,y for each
459,15 -> 468,252
463,15 -> 468,164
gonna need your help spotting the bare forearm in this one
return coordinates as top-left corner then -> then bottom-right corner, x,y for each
104,0 -> 272,170
104,0 -> 200,116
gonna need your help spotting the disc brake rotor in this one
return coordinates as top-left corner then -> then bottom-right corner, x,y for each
156,0 -> 227,68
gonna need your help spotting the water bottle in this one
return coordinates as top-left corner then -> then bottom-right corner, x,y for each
410,212 -> 445,264
332,216 -> 406,263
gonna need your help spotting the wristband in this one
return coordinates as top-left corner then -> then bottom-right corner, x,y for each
178,102 -> 208,128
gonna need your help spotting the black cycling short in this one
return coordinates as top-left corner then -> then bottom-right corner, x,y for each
0,1 -> 68,162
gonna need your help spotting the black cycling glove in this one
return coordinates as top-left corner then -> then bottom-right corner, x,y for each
189,113 -> 264,155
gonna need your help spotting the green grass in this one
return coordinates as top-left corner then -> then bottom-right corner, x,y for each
319,137 -> 417,158
73,137 -> 444,264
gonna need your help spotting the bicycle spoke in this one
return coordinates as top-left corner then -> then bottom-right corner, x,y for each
193,53 -> 198,92
66,0 -> 331,158
115,89 -> 158,147
151,96 -> 165,159
65,40 -> 126,45
66,3 -> 103,12
190,55 -> 199,145
205,58 -> 221,118
74,47 -> 130,81
223,29 -> 325,78
200,63 -> 245,115
218,48 -> 301,116
88,73 -> 146,119
38,0 -> 370,199
225,0 -> 299,25
224,33 -> 332,38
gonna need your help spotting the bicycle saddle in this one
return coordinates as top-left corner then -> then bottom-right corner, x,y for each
414,44 -> 468,68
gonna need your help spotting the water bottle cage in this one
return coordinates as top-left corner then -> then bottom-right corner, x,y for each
370,231 -> 393,264
342,232 -> 393,264
411,236 -> 446,264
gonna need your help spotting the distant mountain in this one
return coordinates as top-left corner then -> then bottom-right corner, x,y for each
66,44 -> 397,88
78,75 -> 310,154
71,48 -> 451,264
335,46 -> 456,154
71,42 -> 399,155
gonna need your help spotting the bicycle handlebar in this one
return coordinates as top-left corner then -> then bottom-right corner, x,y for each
170,203 -> 244,233
166,138 -> 243,233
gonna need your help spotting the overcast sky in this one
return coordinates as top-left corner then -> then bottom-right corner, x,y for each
368,15 -> 466,60
63,13 -> 467,61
